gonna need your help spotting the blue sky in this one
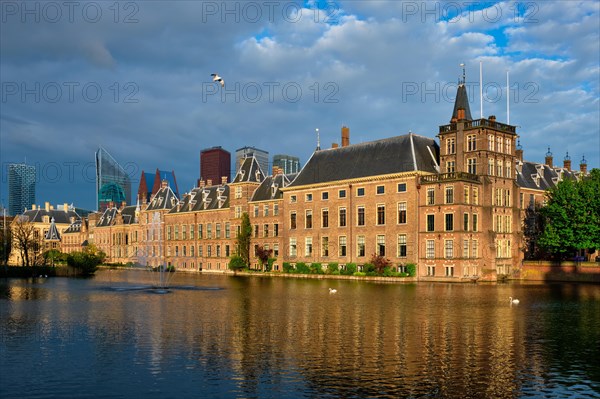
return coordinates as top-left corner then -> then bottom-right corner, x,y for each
1,0 -> 598,211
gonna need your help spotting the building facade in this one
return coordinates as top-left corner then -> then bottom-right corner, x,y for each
272,154 -> 301,174
8,163 -> 36,216
200,146 -> 231,185
95,147 -> 132,212
236,146 -> 269,176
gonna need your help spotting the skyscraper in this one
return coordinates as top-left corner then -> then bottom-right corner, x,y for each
8,163 -> 36,216
272,154 -> 301,174
235,146 -> 269,176
200,146 -> 231,185
95,147 -> 132,211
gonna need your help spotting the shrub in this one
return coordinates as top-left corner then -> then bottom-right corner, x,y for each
383,266 -> 394,277
66,248 -> 105,276
406,263 -> 417,277
282,262 -> 294,273
331,270 -> 340,275
326,262 -> 339,274
229,255 -> 246,271
295,262 -> 310,274
353,272 -> 366,277
341,263 -> 357,275
363,263 -> 376,274
310,263 -> 324,274
369,254 -> 392,275
266,258 -> 276,272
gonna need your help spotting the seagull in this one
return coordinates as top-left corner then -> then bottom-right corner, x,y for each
329,288 -> 337,294
211,73 -> 224,87
509,296 -> 520,305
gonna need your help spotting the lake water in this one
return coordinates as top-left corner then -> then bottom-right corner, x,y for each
1,270 -> 599,398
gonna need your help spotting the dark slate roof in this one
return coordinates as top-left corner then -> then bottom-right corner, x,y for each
169,184 -> 230,214
516,161 -> 581,190
44,218 -> 61,241
64,220 -> 83,234
288,133 -> 439,187
157,170 -> 179,198
96,206 -> 138,227
20,208 -> 80,224
251,174 -> 293,202
146,185 -> 179,211
451,84 -> 473,121
232,156 -> 264,184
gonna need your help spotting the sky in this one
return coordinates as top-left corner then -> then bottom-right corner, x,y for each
1,0 -> 599,212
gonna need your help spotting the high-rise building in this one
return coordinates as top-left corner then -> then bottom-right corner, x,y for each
95,147 -> 132,211
138,169 -> 179,204
200,147 -> 231,185
236,146 -> 269,176
8,163 -> 36,216
272,154 -> 301,174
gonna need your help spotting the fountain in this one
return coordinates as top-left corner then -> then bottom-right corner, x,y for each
140,211 -> 174,293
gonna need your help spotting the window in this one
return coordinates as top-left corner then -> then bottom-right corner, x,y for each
488,134 -> 494,151
446,161 -> 455,173
376,185 -> 385,195
357,187 -> 365,196
273,244 -> 278,257
505,162 -> 512,178
447,138 -> 455,154
427,188 -> 435,205
235,206 -> 241,218
207,224 -> 212,239
472,240 -> 478,258
226,245 -> 230,257
305,210 -> 313,229
467,135 -> 476,151
216,223 -> 221,239
464,187 -> 470,204
488,158 -> 494,175
182,225 -> 187,240
472,214 -> 478,232
322,209 -> 329,228
289,238 -> 297,256
467,158 -> 476,174
321,192 -> 328,200
445,239 -> 454,259
190,245 -> 195,257
397,183 -> 407,192
497,160 -> 503,177
496,136 -> 503,153
274,223 -> 279,237
426,240 -> 435,259
264,205 -> 269,216
305,237 -> 313,257
445,213 -> 454,231
357,206 -> 365,226
397,202 -> 407,224
190,225 -> 194,239
290,195 -> 297,203
397,234 -> 407,257
445,265 -> 454,277
473,188 -> 479,205
427,214 -> 435,232
216,245 -> 221,257
339,190 -> 346,198
505,138 -> 511,154
463,213 -> 469,231
339,236 -> 347,256
306,193 -> 313,202
273,204 -> 279,216
357,236 -> 365,257
445,186 -> 454,204
167,226 -> 172,240
321,237 -> 329,257
377,204 -> 385,225
225,223 -> 230,238
207,245 -> 212,257
463,240 -> 469,258
254,225 -> 259,238
175,225 -> 179,240
377,235 -> 386,256
427,265 -> 435,276
339,208 -> 347,227
253,205 -> 259,217
235,186 -> 242,199
199,245 -> 203,257
263,224 -> 269,237
290,212 -> 297,229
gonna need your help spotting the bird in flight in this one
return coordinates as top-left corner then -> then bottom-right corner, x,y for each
211,73 -> 224,87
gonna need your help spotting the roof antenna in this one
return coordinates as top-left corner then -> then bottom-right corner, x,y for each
315,128 -> 321,151
460,63 -> 466,85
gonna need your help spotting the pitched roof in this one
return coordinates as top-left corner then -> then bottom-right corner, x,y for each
44,218 -> 61,241
516,160 -> 581,191
96,206 -> 138,227
168,184 -> 230,214
146,185 -> 179,211
232,156 -> 264,184
451,84 -> 473,121
251,173 -> 293,202
20,208 -> 80,224
64,220 -> 83,234
288,133 -> 439,187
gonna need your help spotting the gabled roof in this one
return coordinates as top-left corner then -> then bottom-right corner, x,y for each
20,208 -> 80,224
251,173 -> 293,202
451,83 -> 473,121
64,220 -> 83,234
96,206 -> 138,227
516,161 -> 581,191
169,184 -> 230,214
288,133 -> 439,187
44,218 -> 61,241
146,185 -> 179,211
232,156 -> 264,184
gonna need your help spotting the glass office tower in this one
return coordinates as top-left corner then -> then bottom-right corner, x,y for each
8,163 -> 36,216
95,147 -> 132,211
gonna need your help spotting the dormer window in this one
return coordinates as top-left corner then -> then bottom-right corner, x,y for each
240,169 -> 246,179
531,174 -> 540,187
255,170 -> 261,181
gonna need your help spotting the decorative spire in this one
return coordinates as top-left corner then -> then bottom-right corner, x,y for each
460,62 -> 466,86
516,139 -> 523,150
315,128 -> 321,151
564,151 -> 571,161
546,147 -> 552,157
581,155 -> 587,164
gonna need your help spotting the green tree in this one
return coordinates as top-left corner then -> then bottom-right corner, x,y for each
228,255 -> 246,272
66,245 -> 106,276
237,212 -> 252,267
538,168 -> 600,258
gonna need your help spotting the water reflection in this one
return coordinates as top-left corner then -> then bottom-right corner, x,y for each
1,272 -> 599,398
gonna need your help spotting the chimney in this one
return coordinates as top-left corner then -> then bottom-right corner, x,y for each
63,203 -> 68,212
580,156 -> 587,174
207,179 -> 213,186
545,147 -> 553,168
272,166 -> 279,176
332,143 -> 339,149
45,202 -> 50,212
161,179 -> 168,188
32,204 -> 36,210
457,108 -> 465,120
489,115 -> 496,122
199,180 -> 205,188
276,167 -> 283,175
121,201 -> 127,210
221,176 -> 228,185
515,139 -> 523,162
341,126 -> 350,147
563,152 -> 571,171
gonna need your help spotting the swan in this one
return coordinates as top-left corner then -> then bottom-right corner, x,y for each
509,296 -> 520,305
328,288 -> 337,294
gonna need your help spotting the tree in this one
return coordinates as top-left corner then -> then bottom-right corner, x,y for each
522,203 -> 548,260
237,212 -> 252,267
66,245 -> 106,276
0,225 -> 11,266
11,216 -> 43,267
538,169 -> 600,258
255,245 -> 273,272
369,253 -> 392,275
229,255 -> 246,272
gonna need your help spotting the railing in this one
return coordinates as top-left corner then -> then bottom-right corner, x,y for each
439,119 -> 517,134
420,172 -> 479,183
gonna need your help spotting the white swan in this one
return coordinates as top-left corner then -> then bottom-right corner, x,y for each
509,296 -> 520,305
329,288 -> 337,294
